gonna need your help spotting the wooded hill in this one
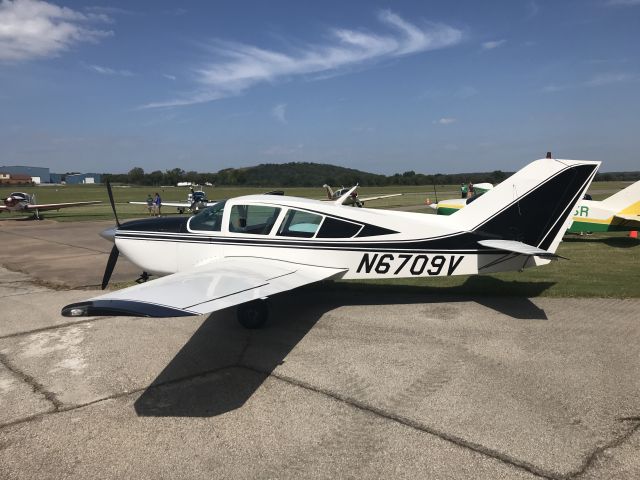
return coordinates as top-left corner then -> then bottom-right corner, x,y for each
99,162 -> 639,187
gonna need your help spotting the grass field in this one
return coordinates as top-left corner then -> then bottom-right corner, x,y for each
2,181 -> 638,298
0,180 -> 633,222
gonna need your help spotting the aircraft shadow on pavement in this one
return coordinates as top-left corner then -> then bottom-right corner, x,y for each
134,276 -> 553,418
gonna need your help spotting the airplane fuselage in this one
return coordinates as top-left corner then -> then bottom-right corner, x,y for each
112,194 -> 546,281
3,192 -> 32,212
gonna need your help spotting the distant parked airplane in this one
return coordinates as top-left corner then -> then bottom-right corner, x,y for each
0,192 -> 101,219
131,189 -> 218,214
322,184 -> 401,207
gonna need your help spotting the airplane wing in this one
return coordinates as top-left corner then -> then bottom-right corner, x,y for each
130,201 -> 219,208
614,213 -> 640,224
359,193 -> 402,203
130,201 -> 189,208
62,257 -> 347,318
478,239 -> 562,259
25,201 -> 101,212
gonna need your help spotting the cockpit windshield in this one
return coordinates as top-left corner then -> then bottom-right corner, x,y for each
188,200 -> 226,231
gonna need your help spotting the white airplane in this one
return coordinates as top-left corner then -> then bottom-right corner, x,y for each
130,190 -> 217,214
0,191 -> 101,219
62,157 -> 599,328
323,184 -> 402,207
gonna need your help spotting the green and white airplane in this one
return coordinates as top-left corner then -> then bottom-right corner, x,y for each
433,180 -> 640,234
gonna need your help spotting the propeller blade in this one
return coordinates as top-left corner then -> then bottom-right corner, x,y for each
101,244 -> 119,290
106,181 -> 121,227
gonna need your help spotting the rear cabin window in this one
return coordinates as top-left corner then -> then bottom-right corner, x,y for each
229,205 -> 281,235
189,200 -> 226,232
316,217 -> 362,238
277,209 -> 323,238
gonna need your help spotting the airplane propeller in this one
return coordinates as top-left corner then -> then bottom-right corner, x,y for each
102,180 -> 120,289
106,180 -> 121,228
102,245 -> 119,289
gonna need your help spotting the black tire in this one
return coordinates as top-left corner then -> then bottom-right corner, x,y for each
237,300 -> 269,329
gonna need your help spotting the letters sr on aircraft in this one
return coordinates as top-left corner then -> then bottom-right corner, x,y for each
63,157 -> 599,328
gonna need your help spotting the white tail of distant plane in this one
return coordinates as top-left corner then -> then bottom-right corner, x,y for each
452,158 -> 600,254
598,180 -> 640,214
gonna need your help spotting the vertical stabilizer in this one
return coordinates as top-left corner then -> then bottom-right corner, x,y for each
598,180 -> 640,215
453,158 -> 600,254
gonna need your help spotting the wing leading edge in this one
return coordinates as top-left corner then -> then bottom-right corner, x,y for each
25,201 -> 102,212
61,257 -> 347,318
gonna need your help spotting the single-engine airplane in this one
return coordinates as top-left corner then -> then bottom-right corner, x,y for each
323,184 -> 401,207
131,189 -> 217,214
433,179 -> 640,234
0,191 -> 101,219
62,157 -> 599,328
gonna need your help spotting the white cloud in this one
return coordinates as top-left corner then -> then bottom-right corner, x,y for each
604,0 -> 640,6
87,64 -> 133,76
481,39 -> 506,50
0,0 -> 112,62
263,144 -> 303,156
435,117 -> 456,125
143,10 -> 463,108
271,103 -> 287,124
163,73 -> 176,80
541,84 -> 565,93
455,86 -> 477,98
584,72 -> 636,86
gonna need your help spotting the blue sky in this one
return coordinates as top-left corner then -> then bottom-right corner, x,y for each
1,0 -> 639,174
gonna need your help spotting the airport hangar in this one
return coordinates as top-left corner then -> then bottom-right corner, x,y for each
0,166 -> 101,185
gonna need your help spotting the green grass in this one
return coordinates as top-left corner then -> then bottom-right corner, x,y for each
334,232 -> 640,298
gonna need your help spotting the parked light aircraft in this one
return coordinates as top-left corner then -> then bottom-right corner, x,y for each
131,189 -> 217,214
323,184 -> 401,207
62,157 -> 599,328
0,192 -> 101,219
433,180 -> 640,234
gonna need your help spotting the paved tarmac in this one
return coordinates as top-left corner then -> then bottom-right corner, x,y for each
0,220 -> 639,479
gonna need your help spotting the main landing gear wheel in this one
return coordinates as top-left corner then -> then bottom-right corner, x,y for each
237,300 -> 269,329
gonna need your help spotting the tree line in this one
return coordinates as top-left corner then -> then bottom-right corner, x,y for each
100,163 -> 640,187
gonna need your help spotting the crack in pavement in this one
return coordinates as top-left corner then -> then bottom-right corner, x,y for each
241,365 -> 558,480
0,352 -> 63,412
1,357 -> 637,480
570,417 -> 640,479
0,315 -> 114,341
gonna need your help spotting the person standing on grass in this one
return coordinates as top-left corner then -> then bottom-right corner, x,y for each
146,194 -> 154,216
153,192 -> 162,216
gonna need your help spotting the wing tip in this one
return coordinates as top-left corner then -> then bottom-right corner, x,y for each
61,300 -> 195,318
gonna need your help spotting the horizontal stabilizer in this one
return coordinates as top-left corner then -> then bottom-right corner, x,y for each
614,213 -> 640,224
478,239 -> 563,259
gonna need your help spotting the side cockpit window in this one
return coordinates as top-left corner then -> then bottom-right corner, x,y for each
277,209 -> 323,238
188,200 -> 226,232
229,205 -> 281,235
316,217 -> 362,238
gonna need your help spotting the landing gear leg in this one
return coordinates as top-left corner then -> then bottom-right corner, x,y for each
237,299 -> 269,329
135,271 -> 150,284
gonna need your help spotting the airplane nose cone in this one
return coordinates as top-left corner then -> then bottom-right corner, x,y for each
100,227 -> 116,243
